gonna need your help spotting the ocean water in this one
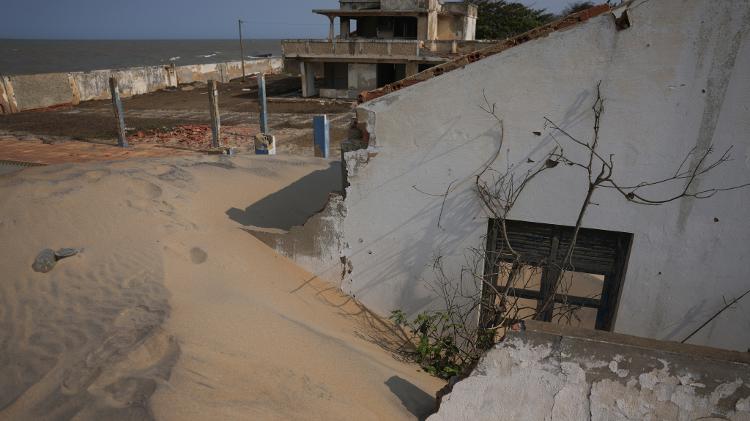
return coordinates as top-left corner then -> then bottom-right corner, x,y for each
0,39 -> 282,75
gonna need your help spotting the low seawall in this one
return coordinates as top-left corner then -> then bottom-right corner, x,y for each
0,58 -> 283,114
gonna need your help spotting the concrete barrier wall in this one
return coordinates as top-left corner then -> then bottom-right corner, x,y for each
0,57 -> 283,114
5,73 -> 76,111
72,65 -> 177,102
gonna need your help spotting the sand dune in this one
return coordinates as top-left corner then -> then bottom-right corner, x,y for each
0,155 -> 444,420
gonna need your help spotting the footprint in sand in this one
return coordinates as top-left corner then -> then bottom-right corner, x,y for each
83,169 -> 110,183
190,247 -> 208,264
126,179 -> 163,200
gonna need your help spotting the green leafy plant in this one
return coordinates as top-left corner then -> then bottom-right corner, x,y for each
390,308 -> 490,379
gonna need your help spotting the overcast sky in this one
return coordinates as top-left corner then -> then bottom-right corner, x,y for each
1,0 -> 573,39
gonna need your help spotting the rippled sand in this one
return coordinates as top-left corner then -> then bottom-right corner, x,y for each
0,155 -> 444,420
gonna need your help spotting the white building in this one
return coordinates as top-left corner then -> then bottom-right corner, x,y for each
340,0 -> 750,351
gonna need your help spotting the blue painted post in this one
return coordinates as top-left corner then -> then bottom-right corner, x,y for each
108,77 -> 128,148
313,114 -> 330,158
258,73 -> 268,134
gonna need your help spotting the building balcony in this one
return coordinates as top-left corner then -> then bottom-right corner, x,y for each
281,39 -> 495,64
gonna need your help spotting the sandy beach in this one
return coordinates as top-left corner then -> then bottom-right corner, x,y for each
0,155 -> 444,420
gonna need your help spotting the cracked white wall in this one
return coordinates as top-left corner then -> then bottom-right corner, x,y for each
343,0 -> 750,351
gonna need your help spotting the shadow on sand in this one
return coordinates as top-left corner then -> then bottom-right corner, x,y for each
386,376 -> 437,420
226,161 -> 342,230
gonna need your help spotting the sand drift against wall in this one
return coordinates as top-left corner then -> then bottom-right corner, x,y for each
0,155 -> 444,420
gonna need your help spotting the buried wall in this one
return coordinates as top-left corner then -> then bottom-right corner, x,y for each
430,321 -> 750,421
344,0 -> 750,351
230,161 -> 348,283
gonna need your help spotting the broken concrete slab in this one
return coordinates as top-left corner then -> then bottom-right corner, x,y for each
430,321 -> 750,421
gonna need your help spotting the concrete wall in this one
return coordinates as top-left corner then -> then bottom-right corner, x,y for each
437,14 -> 467,40
71,65 -> 176,102
252,194 -> 348,284
0,58 -> 283,113
344,0 -> 750,351
6,73 -> 76,111
348,63 -> 378,94
431,321 -> 750,421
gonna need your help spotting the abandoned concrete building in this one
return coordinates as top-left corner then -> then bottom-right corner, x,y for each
281,0 -> 484,99
263,0 -> 750,358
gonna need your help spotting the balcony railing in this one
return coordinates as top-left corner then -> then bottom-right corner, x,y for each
282,39 -> 495,60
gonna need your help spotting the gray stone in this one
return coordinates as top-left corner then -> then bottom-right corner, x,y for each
32,249 -> 57,273
55,248 -> 80,259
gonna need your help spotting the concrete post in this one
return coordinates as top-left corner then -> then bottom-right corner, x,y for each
300,62 -> 317,98
328,16 -> 335,41
208,79 -> 220,148
313,115 -> 330,158
258,73 -> 269,134
406,63 -> 420,77
108,77 -> 128,148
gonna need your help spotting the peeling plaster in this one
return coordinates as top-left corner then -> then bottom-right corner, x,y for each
430,328 -> 750,421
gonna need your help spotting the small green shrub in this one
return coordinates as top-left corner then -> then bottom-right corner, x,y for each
390,309 -> 489,379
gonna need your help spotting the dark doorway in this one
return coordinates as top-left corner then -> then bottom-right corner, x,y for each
323,62 -> 348,90
481,219 -> 632,331
393,17 -> 418,39
377,63 -> 406,86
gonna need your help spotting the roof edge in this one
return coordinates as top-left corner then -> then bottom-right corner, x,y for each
358,4 -> 612,104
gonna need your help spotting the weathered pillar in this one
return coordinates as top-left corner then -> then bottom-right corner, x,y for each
208,79 -> 220,148
340,18 -> 351,39
313,115 -> 330,158
405,63 -> 420,77
108,77 -> 128,148
427,1 -> 438,46
328,16 -> 335,40
300,62 -> 318,98
258,73 -> 268,134
254,74 -> 275,156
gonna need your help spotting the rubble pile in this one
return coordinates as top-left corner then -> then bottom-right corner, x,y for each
130,124 -> 257,150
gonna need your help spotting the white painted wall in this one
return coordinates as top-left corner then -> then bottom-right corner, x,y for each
344,0 -> 750,351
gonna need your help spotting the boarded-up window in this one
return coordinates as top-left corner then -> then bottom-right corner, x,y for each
481,219 -> 632,331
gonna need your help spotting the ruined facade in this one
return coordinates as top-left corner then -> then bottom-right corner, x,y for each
282,0 -> 484,99
264,0 -> 750,353
340,0 -> 750,351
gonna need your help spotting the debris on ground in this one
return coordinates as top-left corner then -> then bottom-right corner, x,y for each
128,124 -> 257,151
32,247 -> 81,273
32,249 -> 56,273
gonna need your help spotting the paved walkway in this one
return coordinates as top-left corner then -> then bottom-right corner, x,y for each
0,137 -> 192,166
